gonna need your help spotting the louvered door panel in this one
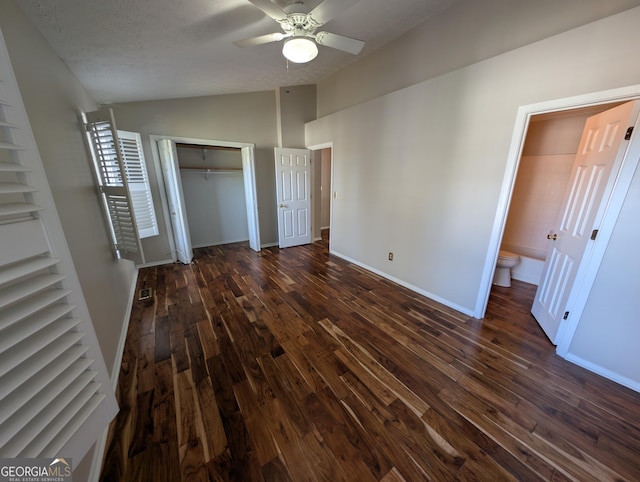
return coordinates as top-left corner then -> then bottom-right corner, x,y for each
118,131 -> 158,238
0,28 -> 117,463
84,116 -> 145,263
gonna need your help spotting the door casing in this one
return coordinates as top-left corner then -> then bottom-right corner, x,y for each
478,84 -> 640,355
150,135 -> 261,261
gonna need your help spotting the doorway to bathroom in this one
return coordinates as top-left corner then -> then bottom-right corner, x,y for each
309,142 -> 333,246
478,85 -> 640,354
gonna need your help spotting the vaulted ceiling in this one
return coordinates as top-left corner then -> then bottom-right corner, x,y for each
14,0 -> 460,103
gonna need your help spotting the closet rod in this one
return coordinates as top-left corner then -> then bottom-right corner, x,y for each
175,143 -> 241,152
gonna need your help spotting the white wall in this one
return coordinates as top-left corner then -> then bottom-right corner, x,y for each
307,8 -> 640,317
568,163 -> 640,385
317,0 -> 640,117
177,146 -> 249,247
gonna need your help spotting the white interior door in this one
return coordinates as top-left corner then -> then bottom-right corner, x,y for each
275,147 -> 312,248
532,101 -> 639,343
158,139 -> 193,264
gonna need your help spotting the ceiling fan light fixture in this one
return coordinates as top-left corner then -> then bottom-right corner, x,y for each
282,37 -> 318,63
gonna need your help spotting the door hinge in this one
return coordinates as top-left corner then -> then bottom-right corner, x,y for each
563,311 -> 570,320
625,126 -> 634,140
590,229 -> 598,240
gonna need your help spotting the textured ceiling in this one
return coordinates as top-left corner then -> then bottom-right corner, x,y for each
14,0 -> 460,103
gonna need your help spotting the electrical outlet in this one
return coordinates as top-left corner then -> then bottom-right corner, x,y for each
388,252 -> 393,261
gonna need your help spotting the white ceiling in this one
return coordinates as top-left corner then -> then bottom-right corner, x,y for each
14,0 -> 460,103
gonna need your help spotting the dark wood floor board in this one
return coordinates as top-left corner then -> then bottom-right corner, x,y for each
101,234 -> 640,481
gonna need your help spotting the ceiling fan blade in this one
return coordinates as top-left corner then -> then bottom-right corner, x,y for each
234,32 -> 286,47
309,0 -> 360,26
247,0 -> 287,21
315,31 -> 365,55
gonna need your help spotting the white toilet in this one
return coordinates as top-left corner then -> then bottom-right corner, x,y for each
493,250 -> 520,287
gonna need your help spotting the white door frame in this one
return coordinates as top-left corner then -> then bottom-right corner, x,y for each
476,84 -> 640,354
149,135 -> 261,259
308,142 -> 334,244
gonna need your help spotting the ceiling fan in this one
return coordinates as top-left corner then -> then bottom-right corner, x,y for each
234,0 -> 365,63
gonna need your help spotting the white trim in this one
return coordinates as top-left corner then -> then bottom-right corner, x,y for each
89,266 -> 138,482
192,238 -> 250,249
139,257 -> 175,269
88,428 -> 109,482
477,85 -> 640,331
330,249 -> 474,317
473,84 -> 640,357
308,142 -> 334,248
564,353 -> 640,393
111,267 -> 140,389
557,100 -> 640,356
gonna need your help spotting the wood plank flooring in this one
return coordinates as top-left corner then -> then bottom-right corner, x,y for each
99,232 -> 640,481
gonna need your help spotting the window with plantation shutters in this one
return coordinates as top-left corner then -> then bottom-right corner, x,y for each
118,130 -> 158,239
83,110 -> 146,265
0,29 -> 117,463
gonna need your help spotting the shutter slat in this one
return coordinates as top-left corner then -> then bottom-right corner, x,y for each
0,182 -> 38,194
0,304 -> 76,353
20,383 -> 103,457
6,382 -> 101,458
0,141 -> 24,151
0,256 -> 59,285
40,391 -> 106,458
0,162 -> 29,172
0,289 -> 72,331
0,329 -> 84,380
0,356 -> 92,426
0,273 -> 67,310
0,370 -> 97,447
0,202 -> 43,217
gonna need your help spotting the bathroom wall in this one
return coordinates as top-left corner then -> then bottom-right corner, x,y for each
176,146 -> 249,247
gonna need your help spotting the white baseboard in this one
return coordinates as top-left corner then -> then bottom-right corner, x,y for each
563,352 -> 640,393
89,267 -> 139,481
261,241 -> 279,248
139,257 -> 175,268
111,267 -> 139,389
87,427 -> 110,482
329,249 -> 474,318
192,238 -> 249,248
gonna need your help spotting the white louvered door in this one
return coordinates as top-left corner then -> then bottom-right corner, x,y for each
0,29 -> 118,463
117,130 -> 158,239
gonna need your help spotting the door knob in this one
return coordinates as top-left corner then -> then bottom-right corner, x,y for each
547,233 -> 557,241
279,204 -> 285,208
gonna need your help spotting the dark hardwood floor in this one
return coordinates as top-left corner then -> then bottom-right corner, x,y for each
100,232 -> 640,481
